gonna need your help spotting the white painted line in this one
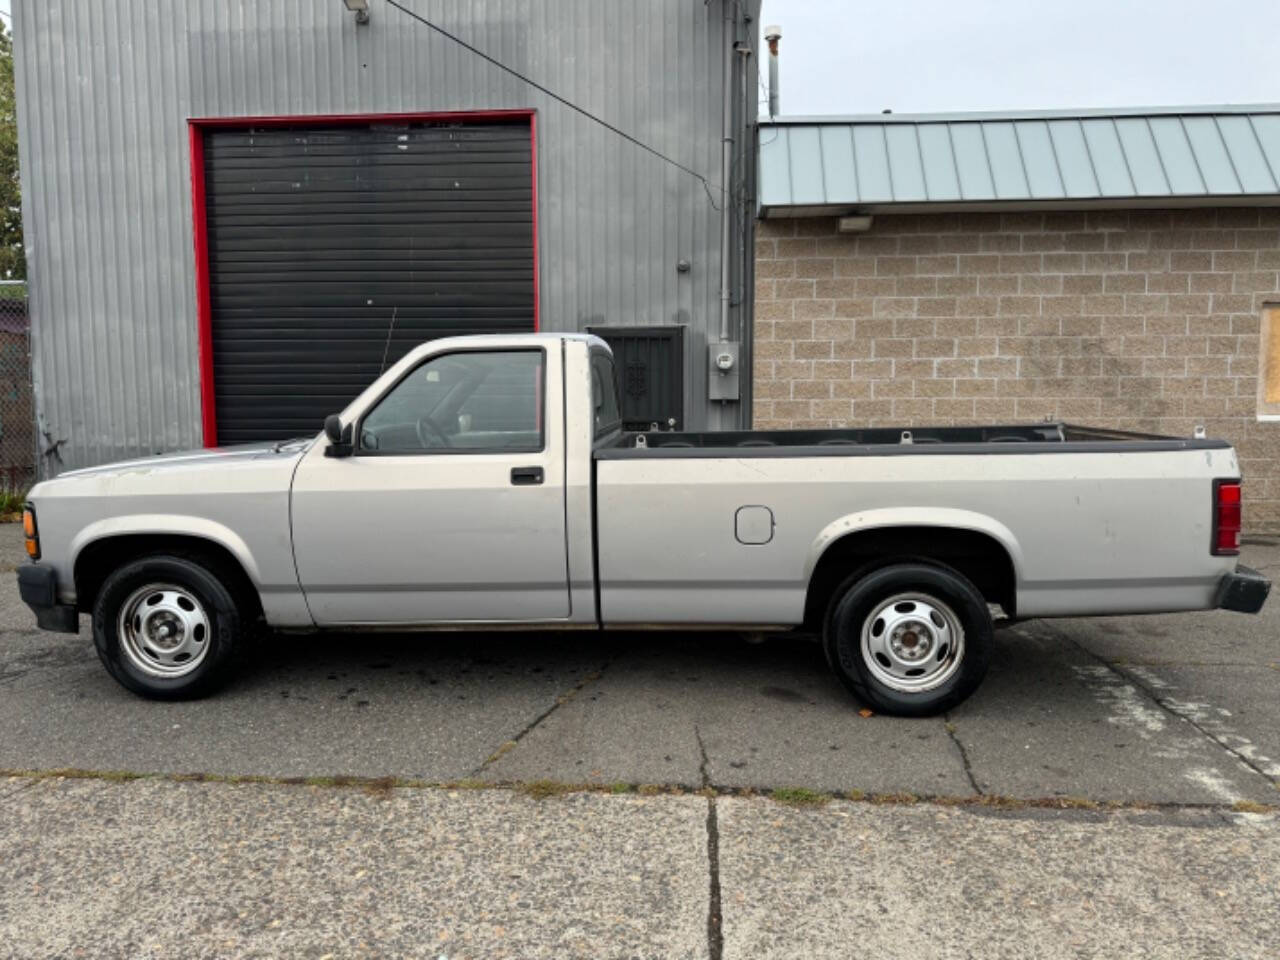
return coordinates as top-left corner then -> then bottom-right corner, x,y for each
1072,665 -> 1167,735
1126,666 -> 1280,780
1183,767 -> 1245,805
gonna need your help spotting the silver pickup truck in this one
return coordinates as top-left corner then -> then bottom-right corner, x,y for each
17,333 -> 1270,715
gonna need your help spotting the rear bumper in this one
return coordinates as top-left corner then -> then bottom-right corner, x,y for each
1215,565 -> 1271,614
17,565 -> 79,633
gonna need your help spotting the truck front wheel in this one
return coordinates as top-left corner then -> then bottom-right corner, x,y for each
824,562 -> 993,717
92,553 -> 247,700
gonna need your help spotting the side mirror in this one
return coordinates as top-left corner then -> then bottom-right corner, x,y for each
323,414 -> 354,458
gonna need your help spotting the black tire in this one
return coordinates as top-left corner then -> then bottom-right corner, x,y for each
823,562 -> 993,717
92,553 -> 247,700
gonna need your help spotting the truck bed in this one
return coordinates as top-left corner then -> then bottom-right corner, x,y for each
591,420 -> 1239,627
597,422 -> 1228,458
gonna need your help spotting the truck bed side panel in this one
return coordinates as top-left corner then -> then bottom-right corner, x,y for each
594,447 -> 1241,624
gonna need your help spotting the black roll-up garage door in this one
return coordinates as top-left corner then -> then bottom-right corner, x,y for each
201,119 -> 534,444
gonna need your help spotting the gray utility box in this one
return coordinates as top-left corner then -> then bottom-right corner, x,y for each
708,341 -> 740,401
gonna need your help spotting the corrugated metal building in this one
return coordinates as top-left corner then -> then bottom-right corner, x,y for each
755,106 -> 1280,529
14,0 -> 760,472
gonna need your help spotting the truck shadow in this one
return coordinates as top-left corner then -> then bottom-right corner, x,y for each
235,626 -> 1089,718
242,627 -> 830,692
234,622 -> 1199,720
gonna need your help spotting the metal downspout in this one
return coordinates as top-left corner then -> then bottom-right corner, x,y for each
718,2 -> 733,344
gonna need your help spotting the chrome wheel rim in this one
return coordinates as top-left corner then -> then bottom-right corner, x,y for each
117,583 -> 212,679
860,592 -> 965,694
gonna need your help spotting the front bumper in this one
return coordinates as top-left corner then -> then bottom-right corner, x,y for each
1215,564 -> 1271,614
17,565 -> 79,633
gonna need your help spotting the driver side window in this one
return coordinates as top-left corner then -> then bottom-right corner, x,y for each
359,350 -> 544,454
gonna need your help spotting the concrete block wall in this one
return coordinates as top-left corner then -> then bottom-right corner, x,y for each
753,208 -> 1280,531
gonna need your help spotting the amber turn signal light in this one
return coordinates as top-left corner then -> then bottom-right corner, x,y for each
22,505 -> 39,560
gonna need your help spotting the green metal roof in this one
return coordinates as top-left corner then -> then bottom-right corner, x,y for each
758,104 -> 1280,215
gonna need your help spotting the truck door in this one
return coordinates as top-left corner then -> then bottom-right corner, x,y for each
289,345 -> 569,625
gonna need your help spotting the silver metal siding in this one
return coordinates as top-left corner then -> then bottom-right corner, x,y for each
15,0 -> 758,472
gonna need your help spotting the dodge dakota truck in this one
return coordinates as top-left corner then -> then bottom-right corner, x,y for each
17,333 -> 1270,715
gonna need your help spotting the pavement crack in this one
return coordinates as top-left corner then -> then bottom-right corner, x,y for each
695,726 -> 724,960
1053,625 -> 1278,788
4,768 -> 1277,815
944,714 -> 982,796
695,725 -> 712,790
470,663 -> 608,777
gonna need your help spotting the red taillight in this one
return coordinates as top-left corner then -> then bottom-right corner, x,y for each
1213,480 -> 1242,556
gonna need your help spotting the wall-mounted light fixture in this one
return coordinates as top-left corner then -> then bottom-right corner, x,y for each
342,0 -> 370,25
838,215 -> 874,234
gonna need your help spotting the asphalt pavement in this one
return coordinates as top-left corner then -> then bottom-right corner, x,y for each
2,524 -> 1277,958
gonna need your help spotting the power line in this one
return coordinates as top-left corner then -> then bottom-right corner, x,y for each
382,0 -> 723,209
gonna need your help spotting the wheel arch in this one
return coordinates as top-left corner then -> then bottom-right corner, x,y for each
71,516 -> 263,616
803,510 -> 1022,629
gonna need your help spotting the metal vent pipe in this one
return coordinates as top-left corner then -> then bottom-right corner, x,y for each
764,25 -> 781,118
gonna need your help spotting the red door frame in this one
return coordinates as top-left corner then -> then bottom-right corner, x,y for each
187,109 -> 539,447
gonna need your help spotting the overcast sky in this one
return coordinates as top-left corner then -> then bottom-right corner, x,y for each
757,0 -> 1280,117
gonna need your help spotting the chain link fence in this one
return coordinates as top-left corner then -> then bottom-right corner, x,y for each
0,281 -> 34,507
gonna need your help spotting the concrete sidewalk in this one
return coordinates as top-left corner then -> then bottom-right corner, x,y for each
718,798 -> 1279,960
1,775 -> 1276,960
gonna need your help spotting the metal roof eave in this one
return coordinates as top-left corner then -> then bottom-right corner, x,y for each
759,194 -> 1280,219
758,107 -> 1280,213
759,103 -> 1280,126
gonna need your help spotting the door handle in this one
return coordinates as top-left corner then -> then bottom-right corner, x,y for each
510,466 -> 544,486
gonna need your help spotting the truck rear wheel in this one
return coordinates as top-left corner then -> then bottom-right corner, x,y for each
824,562 -> 993,717
92,553 -> 247,700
